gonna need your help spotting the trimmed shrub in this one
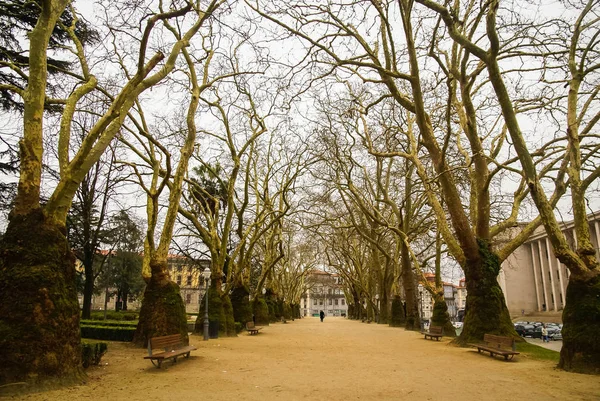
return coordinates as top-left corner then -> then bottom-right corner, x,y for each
81,325 -> 136,341
89,311 -> 138,321
80,319 -> 137,328
389,296 -> 405,327
253,296 -> 269,325
234,322 -> 244,334
230,285 -> 253,324
81,341 -> 108,368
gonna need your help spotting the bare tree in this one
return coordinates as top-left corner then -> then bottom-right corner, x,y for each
416,0 -> 600,371
0,0 -> 221,385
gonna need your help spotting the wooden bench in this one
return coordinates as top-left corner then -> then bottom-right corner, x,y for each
471,333 -> 520,361
246,321 -> 263,335
143,334 -> 197,368
421,325 -> 443,341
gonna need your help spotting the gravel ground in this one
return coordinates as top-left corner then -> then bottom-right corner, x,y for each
10,317 -> 600,401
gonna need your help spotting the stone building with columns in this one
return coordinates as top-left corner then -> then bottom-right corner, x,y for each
498,211 -> 600,316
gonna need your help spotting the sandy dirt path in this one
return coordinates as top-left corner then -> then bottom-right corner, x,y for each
9,318 -> 600,401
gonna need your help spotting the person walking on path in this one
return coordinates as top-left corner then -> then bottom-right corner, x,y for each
320,310 -> 325,322
541,324 -> 548,342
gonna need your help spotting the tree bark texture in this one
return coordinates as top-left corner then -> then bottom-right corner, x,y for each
457,240 -> 516,345
252,296 -> 270,326
231,285 -> 253,325
558,272 -> 600,373
389,295 -> 406,327
401,240 -> 420,330
133,260 -> 188,347
431,293 -> 456,337
0,209 -> 84,386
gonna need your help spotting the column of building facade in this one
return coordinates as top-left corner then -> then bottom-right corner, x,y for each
537,239 -> 550,310
530,242 -> 542,311
555,254 -> 566,309
544,237 -> 558,311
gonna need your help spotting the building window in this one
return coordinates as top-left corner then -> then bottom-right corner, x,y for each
176,275 -> 182,285
313,299 -> 317,305
186,294 -> 192,304
319,300 -> 323,305
187,275 -> 192,286
177,265 -> 182,272
335,299 -> 338,305
328,288 -> 332,294
188,266 -> 193,273
328,299 -> 332,305
341,299 -> 345,305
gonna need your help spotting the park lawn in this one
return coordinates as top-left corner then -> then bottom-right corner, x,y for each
516,342 -> 560,362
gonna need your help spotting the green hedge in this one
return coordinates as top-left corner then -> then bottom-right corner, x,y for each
81,319 -> 137,328
81,341 -> 108,368
88,311 -> 139,321
81,325 -> 136,341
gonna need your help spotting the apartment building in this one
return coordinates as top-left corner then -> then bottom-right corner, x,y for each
300,269 -> 349,317
79,254 -> 210,314
417,273 -> 461,322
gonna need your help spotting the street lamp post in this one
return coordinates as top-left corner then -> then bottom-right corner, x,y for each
202,267 -> 211,341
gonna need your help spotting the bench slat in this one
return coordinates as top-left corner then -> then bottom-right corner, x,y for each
472,333 -> 520,361
421,325 -> 443,341
150,334 -> 183,350
246,322 -> 264,334
146,334 -> 196,368
144,346 -> 197,360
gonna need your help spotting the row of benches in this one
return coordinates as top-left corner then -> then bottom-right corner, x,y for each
144,323 -> 517,369
144,321 -> 266,368
421,326 -> 520,361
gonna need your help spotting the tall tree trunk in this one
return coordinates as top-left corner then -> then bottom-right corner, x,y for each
231,285 -> 252,325
0,209 -> 84,385
431,293 -> 456,337
82,266 -> 94,319
558,271 -> 600,372
133,260 -> 188,347
122,287 -> 129,311
81,247 -> 94,319
457,240 -> 515,344
400,240 -> 420,330
432,229 -> 454,336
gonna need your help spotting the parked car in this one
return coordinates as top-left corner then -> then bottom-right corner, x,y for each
532,326 -> 559,339
550,330 -> 562,340
516,324 -> 536,337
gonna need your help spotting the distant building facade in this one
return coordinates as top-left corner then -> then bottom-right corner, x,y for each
78,254 -> 210,314
417,274 -> 462,322
300,269 -> 348,317
498,211 -> 600,316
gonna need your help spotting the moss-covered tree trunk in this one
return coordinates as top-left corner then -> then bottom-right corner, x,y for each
221,294 -> 236,337
558,273 -> 600,373
389,295 -> 406,327
378,294 -> 389,324
231,285 -> 252,325
133,261 -> 188,347
0,210 -> 84,386
252,296 -> 269,325
457,241 -> 515,345
431,293 -> 456,337
194,286 -> 222,337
